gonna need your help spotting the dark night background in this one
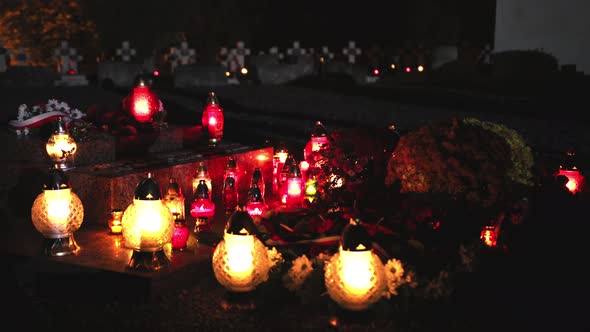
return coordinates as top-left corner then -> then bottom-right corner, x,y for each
1,0 -> 496,63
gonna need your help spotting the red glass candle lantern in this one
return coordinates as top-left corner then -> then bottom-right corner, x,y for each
285,164 -> 304,207
171,213 -> 190,251
192,162 -> 212,197
251,167 -> 265,199
224,157 -> 240,187
223,176 -> 239,214
163,178 -> 185,221
246,182 -> 267,217
304,121 -> 331,160
124,78 -> 160,123
480,225 -> 498,247
555,151 -> 585,194
190,180 -> 215,232
201,91 -> 225,144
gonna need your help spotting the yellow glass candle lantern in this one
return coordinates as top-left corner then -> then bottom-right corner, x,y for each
122,172 -> 174,272
324,218 -> 386,311
31,167 -> 84,256
108,209 -> 123,235
46,117 -> 77,169
192,162 -> 212,197
164,177 -> 185,220
212,208 -> 270,292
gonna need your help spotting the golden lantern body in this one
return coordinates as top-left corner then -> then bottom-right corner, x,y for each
122,200 -> 174,251
212,233 -> 271,292
324,248 -> 386,311
31,188 -> 84,256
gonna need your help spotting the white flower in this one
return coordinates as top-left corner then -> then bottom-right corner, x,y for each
46,99 -> 59,109
57,101 -> 70,113
17,109 -> 29,121
18,104 -> 27,113
284,255 -> 314,291
267,247 -> 284,269
23,127 -> 29,135
32,105 -> 41,113
15,129 -> 21,136
70,109 -> 84,119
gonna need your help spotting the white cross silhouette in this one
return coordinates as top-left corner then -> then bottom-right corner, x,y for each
269,46 -> 284,61
343,40 -> 361,64
116,41 -> 136,62
286,41 -> 306,58
231,41 -> 250,69
53,41 -> 81,74
320,46 -> 334,61
14,47 -> 30,66
0,40 -> 10,72
177,41 -> 196,65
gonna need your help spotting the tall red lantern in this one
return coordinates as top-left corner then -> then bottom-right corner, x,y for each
304,121 -> 331,160
201,91 -> 225,144
190,180 -> 215,232
246,182 -> 267,217
124,78 -> 160,123
284,163 -> 304,207
555,151 -> 585,194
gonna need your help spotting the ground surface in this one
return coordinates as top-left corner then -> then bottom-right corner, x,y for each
1,73 -> 589,331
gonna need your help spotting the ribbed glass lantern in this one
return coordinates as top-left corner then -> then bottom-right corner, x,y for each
324,218 -> 386,311
31,166 -> 84,256
212,208 -> 270,292
122,172 -> 174,271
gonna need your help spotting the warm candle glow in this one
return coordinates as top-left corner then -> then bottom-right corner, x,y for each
122,199 -> 174,251
339,250 -> 373,296
276,150 -> 288,164
46,133 -> 77,164
480,226 -> 498,247
557,169 -> 584,194
224,233 -> 255,281
287,178 -> 302,196
133,98 -> 149,117
32,188 -> 84,238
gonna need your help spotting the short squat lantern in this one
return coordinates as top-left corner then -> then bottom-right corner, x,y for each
304,121 -> 331,160
201,91 -> 225,144
171,213 -> 190,251
31,166 -> 84,256
124,77 -> 160,123
284,163 -> 304,207
122,172 -> 174,271
46,117 -> 77,170
212,208 -> 271,292
324,218 -> 386,311
555,151 -> 585,194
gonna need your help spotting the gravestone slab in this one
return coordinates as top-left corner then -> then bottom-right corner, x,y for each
97,61 -> 145,88
256,57 -> 316,84
173,64 -> 232,88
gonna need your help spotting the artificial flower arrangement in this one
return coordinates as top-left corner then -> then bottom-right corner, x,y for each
9,99 -> 86,136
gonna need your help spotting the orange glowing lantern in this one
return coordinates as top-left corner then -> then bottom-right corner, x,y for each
190,179 -> 215,232
108,209 -> 123,235
122,172 -> 174,271
124,78 -> 160,123
555,151 -> 585,194
212,209 -> 271,292
31,167 -> 84,256
324,218 -> 386,311
304,121 -> 331,160
201,91 -> 225,144
480,225 -> 498,247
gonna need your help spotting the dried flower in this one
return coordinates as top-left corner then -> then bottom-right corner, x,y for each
383,258 -> 416,299
283,255 -> 314,291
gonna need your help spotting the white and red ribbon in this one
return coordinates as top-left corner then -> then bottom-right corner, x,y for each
8,111 -> 69,130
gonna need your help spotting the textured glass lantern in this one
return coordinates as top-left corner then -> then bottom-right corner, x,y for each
192,162 -> 212,197
46,117 -> 77,170
190,179 -> 215,233
122,172 -> 174,271
212,208 -> 271,292
246,182 -> 267,217
31,167 -> 84,256
171,213 -> 190,251
304,121 -> 331,160
325,218 -> 386,311
555,151 -> 585,194
201,91 -> 225,145
124,78 -> 160,123
164,178 -> 185,221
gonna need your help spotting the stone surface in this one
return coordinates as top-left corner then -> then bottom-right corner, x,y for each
68,143 -> 274,227
174,64 -> 230,88
256,57 -> 316,85
54,74 -> 89,86
97,61 -> 145,88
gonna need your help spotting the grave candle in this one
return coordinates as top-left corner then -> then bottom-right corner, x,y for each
201,91 -> 225,145
125,78 -> 160,123
46,117 -> 77,170
190,179 -> 215,233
